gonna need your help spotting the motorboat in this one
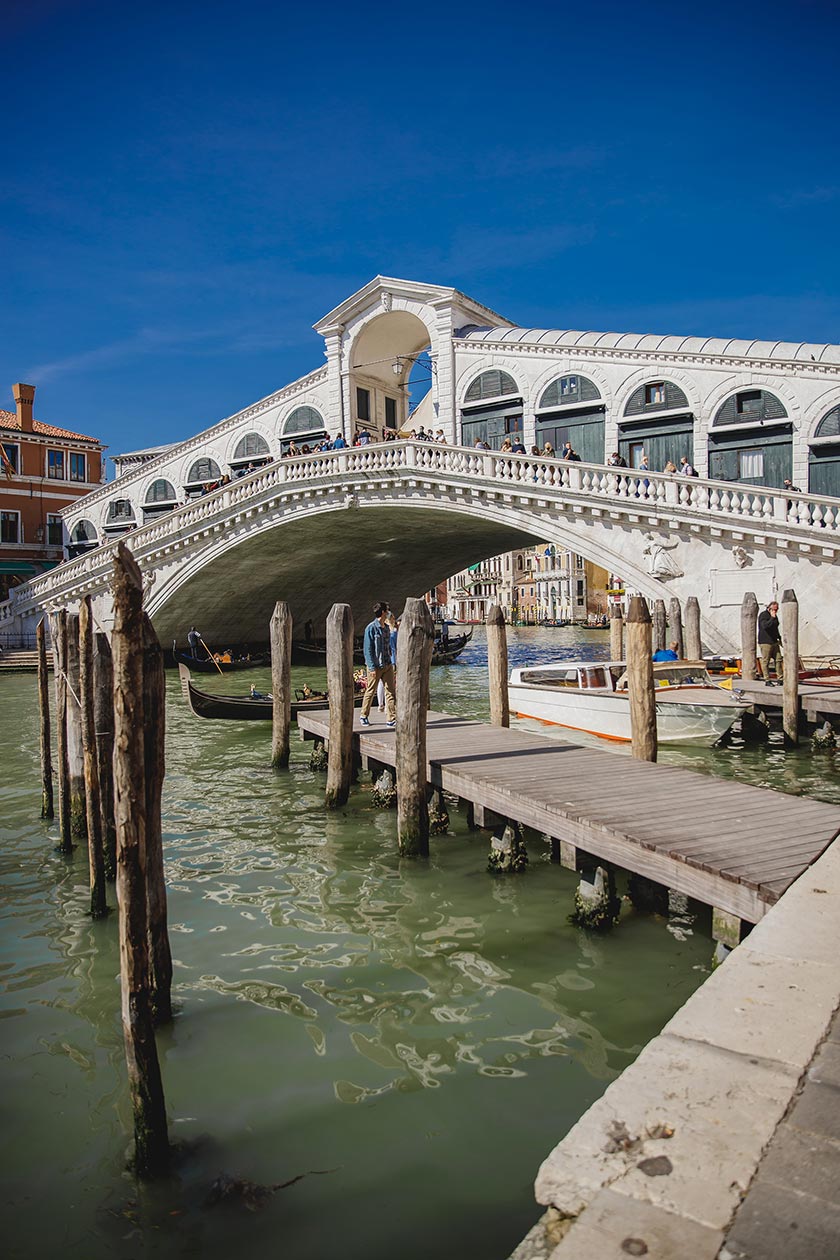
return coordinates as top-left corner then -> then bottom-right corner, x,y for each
508,659 -> 750,747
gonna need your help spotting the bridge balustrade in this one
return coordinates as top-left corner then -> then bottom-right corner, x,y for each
1,440 -> 837,632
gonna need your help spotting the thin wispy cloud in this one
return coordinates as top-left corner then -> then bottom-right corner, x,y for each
771,186 -> 840,210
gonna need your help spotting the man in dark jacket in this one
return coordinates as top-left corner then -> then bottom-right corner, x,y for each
360,602 -> 396,725
757,600 -> 783,685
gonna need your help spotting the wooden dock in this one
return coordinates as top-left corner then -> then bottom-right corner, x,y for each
298,710 -> 839,939
735,677 -> 840,719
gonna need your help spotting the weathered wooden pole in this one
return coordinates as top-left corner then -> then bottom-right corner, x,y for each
396,597 -> 434,857
684,596 -> 702,660
609,603 -> 624,661
325,603 -> 355,809
626,595 -> 657,762
52,609 -> 72,852
486,604 -> 509,727
143,613 -> 173,1024
780,589 -> 799,747
36,617 -> 54,820
65,613 -> 87,840
740,592 -> 758,681
111,542 -> 169,1177
652,599 -> 667,654
270,601 -> 293,769
79,597 -> 107,919
93,631 -> 117,879
668,597 -> 684,658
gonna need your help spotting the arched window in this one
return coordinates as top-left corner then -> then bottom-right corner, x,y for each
538,375 -> 601,410
280,406 -> 327,454
233,432 -> 270,462
186,457 -> 222,486
104,499 -> 135,531
809,404 -> 840,497
708,390 -> 791,487
68,518 -> 98,557
461,371 -> 522,450
618,380 -> 693,473
145,479 -> 177,504
536,375 -> 605,464
464,370 -> 519,404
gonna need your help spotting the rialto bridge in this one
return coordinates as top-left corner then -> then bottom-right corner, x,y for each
2,440 -> 839,656
2,276 -> 839,652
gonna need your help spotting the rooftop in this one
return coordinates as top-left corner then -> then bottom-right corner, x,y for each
0,408 -> 100,443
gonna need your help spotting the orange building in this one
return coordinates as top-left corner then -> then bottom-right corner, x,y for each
0,383 -> 105,602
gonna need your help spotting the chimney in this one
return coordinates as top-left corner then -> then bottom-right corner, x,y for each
13,383 -> 35,433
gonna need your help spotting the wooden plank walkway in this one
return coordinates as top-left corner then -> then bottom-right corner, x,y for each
298,709 -> 840,927
736,677 -> 840,718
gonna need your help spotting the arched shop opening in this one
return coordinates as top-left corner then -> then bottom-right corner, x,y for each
708,389 -> 791,488
460,370 -> 523,450
808,405 -> 840,497
535,375 -> 605,463
231,432 -> 271,472
68,519 -> 98,559
143,479 -> 178,520
183,457 -> 223,499
618,380 -> 694,471
103,498 -> 136,535
281,406 -> 328,453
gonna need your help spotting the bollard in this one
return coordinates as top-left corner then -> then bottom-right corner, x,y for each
52,610 -> 72,853
37,617 -> 54,820
65,613 -> 87,839
396,597 -> 434,857
684,596 -> 702,661
325,603 -> 355,808
93,632 -> 117,879
270,601 -> 293,769
486,604 -> 510,727
609,603 -> 624,661
740,592 -> 758,681
652,599 -> 667,654
79,597 -> 107,919
142,613 -> 173,1025
668,597 -> 684,658
780,589 -> 799,747
626,595 -> 657,762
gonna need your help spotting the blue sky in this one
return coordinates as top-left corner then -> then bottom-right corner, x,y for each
2,0 -> 838,469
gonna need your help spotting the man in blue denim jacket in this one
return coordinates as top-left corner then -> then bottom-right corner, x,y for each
360,602 -> 397,726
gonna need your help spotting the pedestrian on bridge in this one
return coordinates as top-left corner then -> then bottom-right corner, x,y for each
360,603 -> 396,727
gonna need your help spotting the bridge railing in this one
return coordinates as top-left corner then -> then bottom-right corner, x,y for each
1,440 -> 837,626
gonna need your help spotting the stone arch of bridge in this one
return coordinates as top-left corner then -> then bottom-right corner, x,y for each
143,493 -> 721,650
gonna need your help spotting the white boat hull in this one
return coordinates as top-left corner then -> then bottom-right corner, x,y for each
509,683 -> 744,747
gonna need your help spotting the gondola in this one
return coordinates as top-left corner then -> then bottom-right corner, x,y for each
173,647 -> 269,673
432,626 -> 473,665
292,626 -> 474,668
178,665 -> 363,721
293,641 -> 365,667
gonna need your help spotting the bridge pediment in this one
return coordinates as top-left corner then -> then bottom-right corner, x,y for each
313,275 -> 512,337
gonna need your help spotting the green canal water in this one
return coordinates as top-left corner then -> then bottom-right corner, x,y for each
1,627 -> 836,1260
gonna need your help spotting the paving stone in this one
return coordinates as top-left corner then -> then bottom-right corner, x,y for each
548,1188 -> 723,1259
663,947 -> 837,1072
788,1079 -> 840,1143
757,1122 -> 840,1202
808,1039 -> 840,1089
535,1033 -> 796,1231
725,1179 -> 840,1260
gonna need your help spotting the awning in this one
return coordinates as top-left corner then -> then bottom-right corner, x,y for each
0,561 -> 38,574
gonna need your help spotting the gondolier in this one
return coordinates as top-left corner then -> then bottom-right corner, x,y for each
187,626 -> 201,658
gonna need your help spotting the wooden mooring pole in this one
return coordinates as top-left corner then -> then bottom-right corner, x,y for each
37,617 -> 54,820
325,603 -> 355,809
396,597 -> 434,857
111,542 -> 169,1176
486,604 -> 509,727
626,595 -> 657,762
79,597 -> 107,919
781,589 -> 799,747
740,592 -> 758,681
668,597 -> 684,659
65,613 -> 87,840
684,595 -> 702,661
609,603 -> 624,661
93,631 -> 117,879
270,601 -> 293,769
143,613 -> 173,1024
652,599 -> 666,654
52,609 -> 72,852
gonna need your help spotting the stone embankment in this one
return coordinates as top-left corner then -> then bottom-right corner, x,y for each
511,836 -> 840,1259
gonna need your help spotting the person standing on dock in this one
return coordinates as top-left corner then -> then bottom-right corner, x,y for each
758,600 -> 784,685
360,603 -> 396,726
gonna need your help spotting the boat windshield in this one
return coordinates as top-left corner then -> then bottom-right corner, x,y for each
651,664 -> 715,687
518,666 -> 612,690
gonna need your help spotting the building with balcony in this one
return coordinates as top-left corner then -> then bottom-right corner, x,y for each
0,384 -> 105,601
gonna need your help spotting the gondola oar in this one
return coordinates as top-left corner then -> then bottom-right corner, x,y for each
199,635 -> 225,676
